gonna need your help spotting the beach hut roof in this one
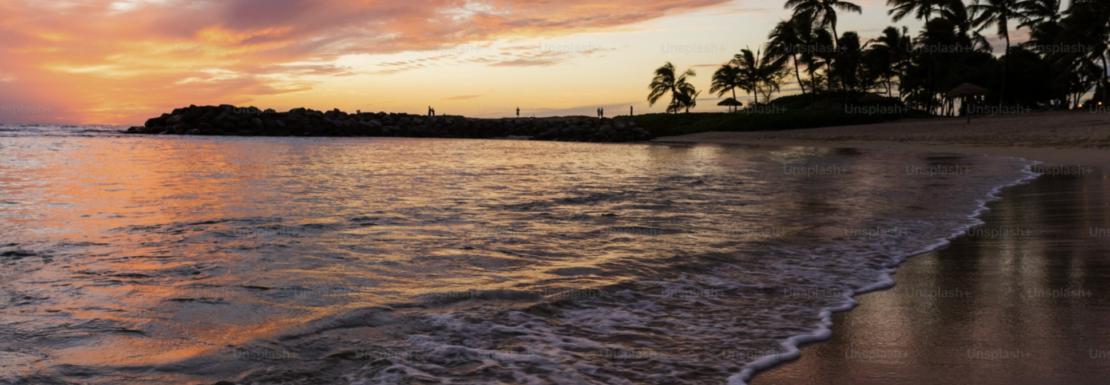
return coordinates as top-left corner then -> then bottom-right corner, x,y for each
946,83 -> 990,98
858,93 -> 888,102
717,98 -> 744,107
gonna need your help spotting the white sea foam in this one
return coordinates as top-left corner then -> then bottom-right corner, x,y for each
732,157 -> 1040,385
0,131 -> 1038,384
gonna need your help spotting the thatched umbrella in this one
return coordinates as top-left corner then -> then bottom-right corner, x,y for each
718,98 -> 743,113
946,83 -> 990,99
946,83 -> 990,124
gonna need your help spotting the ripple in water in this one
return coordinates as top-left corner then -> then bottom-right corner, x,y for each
0,127 -> 1033,384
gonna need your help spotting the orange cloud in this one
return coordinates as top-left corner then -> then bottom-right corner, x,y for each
0,0 -> 730,125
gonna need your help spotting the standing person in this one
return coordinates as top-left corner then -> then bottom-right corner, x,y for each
600,107 -> 604,118
428,106 -> 433,117
516,107 -> 520,118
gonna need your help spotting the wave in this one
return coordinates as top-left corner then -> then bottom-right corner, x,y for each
732,158 -> 1041,385
0,134 -> 1038,384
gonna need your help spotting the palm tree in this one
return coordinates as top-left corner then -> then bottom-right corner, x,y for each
835,32 -> 871,94
796,19 -> 836,106
734,49 -> 764,106
710,64 -> 743,112
1018,0 -> 1062,27
733,48 -> 790,106
676,90 -> 702,113
1019,0 -> 1063,53
784,0 -> 863,46
868,26 -> 912,98
886,0 -> 951,113
944,0 -> 991,52
785,0 -> 862,103
970,0 -> 1030,106
757,63 -> 793,103
887,0 -> 947,24
1061,0 -> 1109,104
676,74 -> 699,113
767,18 -> 809,95
648,62 -> 697,114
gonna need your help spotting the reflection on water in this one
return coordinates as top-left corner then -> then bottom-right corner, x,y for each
0,131 -> 1031,384
753,168 -> 1110,385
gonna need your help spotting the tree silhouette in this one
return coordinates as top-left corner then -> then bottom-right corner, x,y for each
648,62 -> 698,114
971,0 -> 1030,106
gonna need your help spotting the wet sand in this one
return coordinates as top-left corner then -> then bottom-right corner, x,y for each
656,113 -> 1110,383
748,167 -> 1110,384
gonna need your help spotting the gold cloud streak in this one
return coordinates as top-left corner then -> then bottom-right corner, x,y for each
0,0 -> 732,124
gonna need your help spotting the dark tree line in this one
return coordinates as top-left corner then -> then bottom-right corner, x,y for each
651,0 -> 1109,114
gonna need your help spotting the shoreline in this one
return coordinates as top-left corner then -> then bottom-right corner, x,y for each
659,113 -> 1110,384
655,111 -> 1110,167
732,156 -> 1042,385
748,165 -> 1110,384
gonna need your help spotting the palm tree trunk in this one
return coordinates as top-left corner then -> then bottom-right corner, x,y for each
792,54 -> 806,95
1000,32 -> 1010,108
825,62 -> 833,101
810,68 -> 819,107
923,14 -> 934,115
831,23 -> 843,104
732,89 -> 738,113
1102,53 -> 1108,104
670,86 -> 677,114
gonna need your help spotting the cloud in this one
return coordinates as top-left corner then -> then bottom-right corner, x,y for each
0,0 -> 731,124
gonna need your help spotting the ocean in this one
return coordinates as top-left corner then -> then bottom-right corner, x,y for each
0,125 -> 1035,384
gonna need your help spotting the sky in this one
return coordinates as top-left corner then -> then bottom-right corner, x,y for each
0,0 -> 989,125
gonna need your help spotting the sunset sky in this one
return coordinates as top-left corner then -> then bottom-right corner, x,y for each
0,0 -> 1014,126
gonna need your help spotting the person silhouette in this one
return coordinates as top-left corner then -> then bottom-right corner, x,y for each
516,107 -> 520,118
428,106 -> 433,117
600,107 -> 604,118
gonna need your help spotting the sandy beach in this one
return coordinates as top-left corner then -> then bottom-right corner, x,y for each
660,112 -> 1110,384
657,111 -> 1110,166
751,167 -> 1110,385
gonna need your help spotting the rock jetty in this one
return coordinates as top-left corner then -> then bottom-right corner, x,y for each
126,105 -> 652,142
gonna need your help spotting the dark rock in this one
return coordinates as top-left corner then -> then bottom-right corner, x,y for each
213,111 -> 231,123
127,105 -> 653,142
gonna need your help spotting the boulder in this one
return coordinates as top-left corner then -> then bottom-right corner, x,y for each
127,105 -> 655,142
